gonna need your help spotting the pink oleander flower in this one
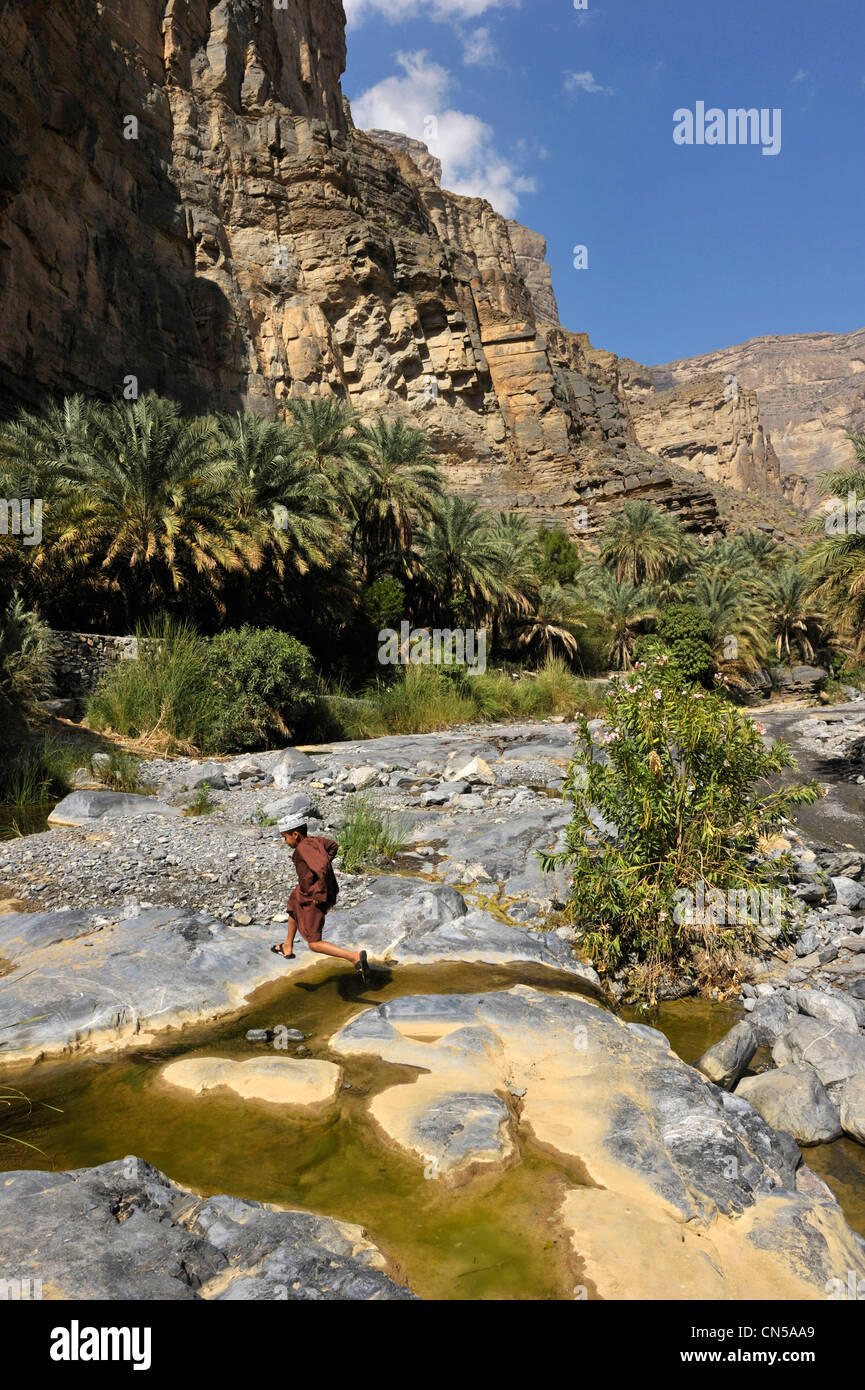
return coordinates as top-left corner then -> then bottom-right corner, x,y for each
653,688 -> 662,701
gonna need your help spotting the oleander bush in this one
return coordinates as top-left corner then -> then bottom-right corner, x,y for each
541,655 -> 822,999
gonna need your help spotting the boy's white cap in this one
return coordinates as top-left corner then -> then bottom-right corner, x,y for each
277,813 -> 307,833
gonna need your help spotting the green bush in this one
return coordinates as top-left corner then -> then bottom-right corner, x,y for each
654,603 -> 715,684
828,654 -> 865,690
536,525 -> 581,586
88,621 -> 218,752
89,749 -> 144,793
571,606 -> 615,676
183,783 -> 217,817
0,593 -> 55,719
311,658 -> 609,739
541,655 -> 821,999
361,577 -> 405,629
207,626 -> 315,751
89,622 -> 315,753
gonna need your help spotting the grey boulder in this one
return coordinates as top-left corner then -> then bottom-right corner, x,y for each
694,1021 -> 758,1089
345,766 -> 379,791
795,988 -> 861,1035
48,791 -> 180,825
170,762 -> 228,792
262,792 -> 321,822
838,1074 -> 865,1144
769,665 -> 828,695
748,993 -> 798,1047
0,1159 -> 415,1300
773,1017 -> 865,1089
735,1065 -> 843,1145
831,876 -> 865,910
270,749 -> 320,787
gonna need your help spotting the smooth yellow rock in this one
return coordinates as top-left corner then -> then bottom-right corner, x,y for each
161,1055 -> 342,1110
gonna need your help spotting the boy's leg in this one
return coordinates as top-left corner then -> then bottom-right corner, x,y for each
308,939 -> 361,964
281,913 -> 299,958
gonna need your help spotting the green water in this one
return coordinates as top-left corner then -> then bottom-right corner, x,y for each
3,967 -> 863,1295
808,1140 -> 865,1239
623,997 -> 745,1065
0,803 -> 52,841
0,961 -> 598,1302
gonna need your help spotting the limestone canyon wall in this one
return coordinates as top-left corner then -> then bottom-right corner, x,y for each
0,0 -> 725,532
620,361 -> 783,496
647,331 -> 865,506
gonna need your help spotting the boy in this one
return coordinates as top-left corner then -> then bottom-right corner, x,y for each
271,814 -> 370,983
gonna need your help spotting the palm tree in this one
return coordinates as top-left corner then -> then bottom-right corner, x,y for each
804,434 -> 865,656
599,501 -> 683,586
417,496 -> 507,625
648,531 -> 702,605
582,568 -> 657,670
0,396 -> 93,595
50,394 -> 249,622
351,416 -> 443,583
0,395 -> 91,494
729,528 -> 786,573
489,512 -> 540,616
284,396 -> 367,509
0,591 -> 55,717
688,567 -> 767,673
217,412 -> 333,578
765,563 -> 824,662
515,584 -> 586,661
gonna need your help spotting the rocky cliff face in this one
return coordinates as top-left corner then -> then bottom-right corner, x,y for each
647,330 -> 865,506
620,361 -> 783,496
0,0 -> 723,534
505,221 -> 561,328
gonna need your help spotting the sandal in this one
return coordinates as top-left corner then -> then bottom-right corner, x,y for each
271,944 -> 296,961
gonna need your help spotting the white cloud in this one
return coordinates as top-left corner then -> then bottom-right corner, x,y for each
564,70 -> 613,96
344,0 -> 517,23
462,25 -> 498,66
352,50 -> 534,216
792,69 -> 809,83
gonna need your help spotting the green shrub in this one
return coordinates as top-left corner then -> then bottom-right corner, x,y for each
536,525 -> 581,586
0,594 -> 55,718
361,577 -> 405,629
541,655 -> 822,999
465,659 -> 607,722
183,782 -> 216,817
338,794 -> 410,872
88,620 -> 218,751
307,659 -> 609,739
89,622 -> 315,754
828,654 -> 865,690
207,626 -> 315,751
654,603 -> 715,684
571,607 -> 615,676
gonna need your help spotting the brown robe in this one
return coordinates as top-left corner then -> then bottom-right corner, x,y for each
287,836 -> 339,942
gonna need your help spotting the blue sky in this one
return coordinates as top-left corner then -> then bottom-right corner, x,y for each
343,0 -> 865,365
